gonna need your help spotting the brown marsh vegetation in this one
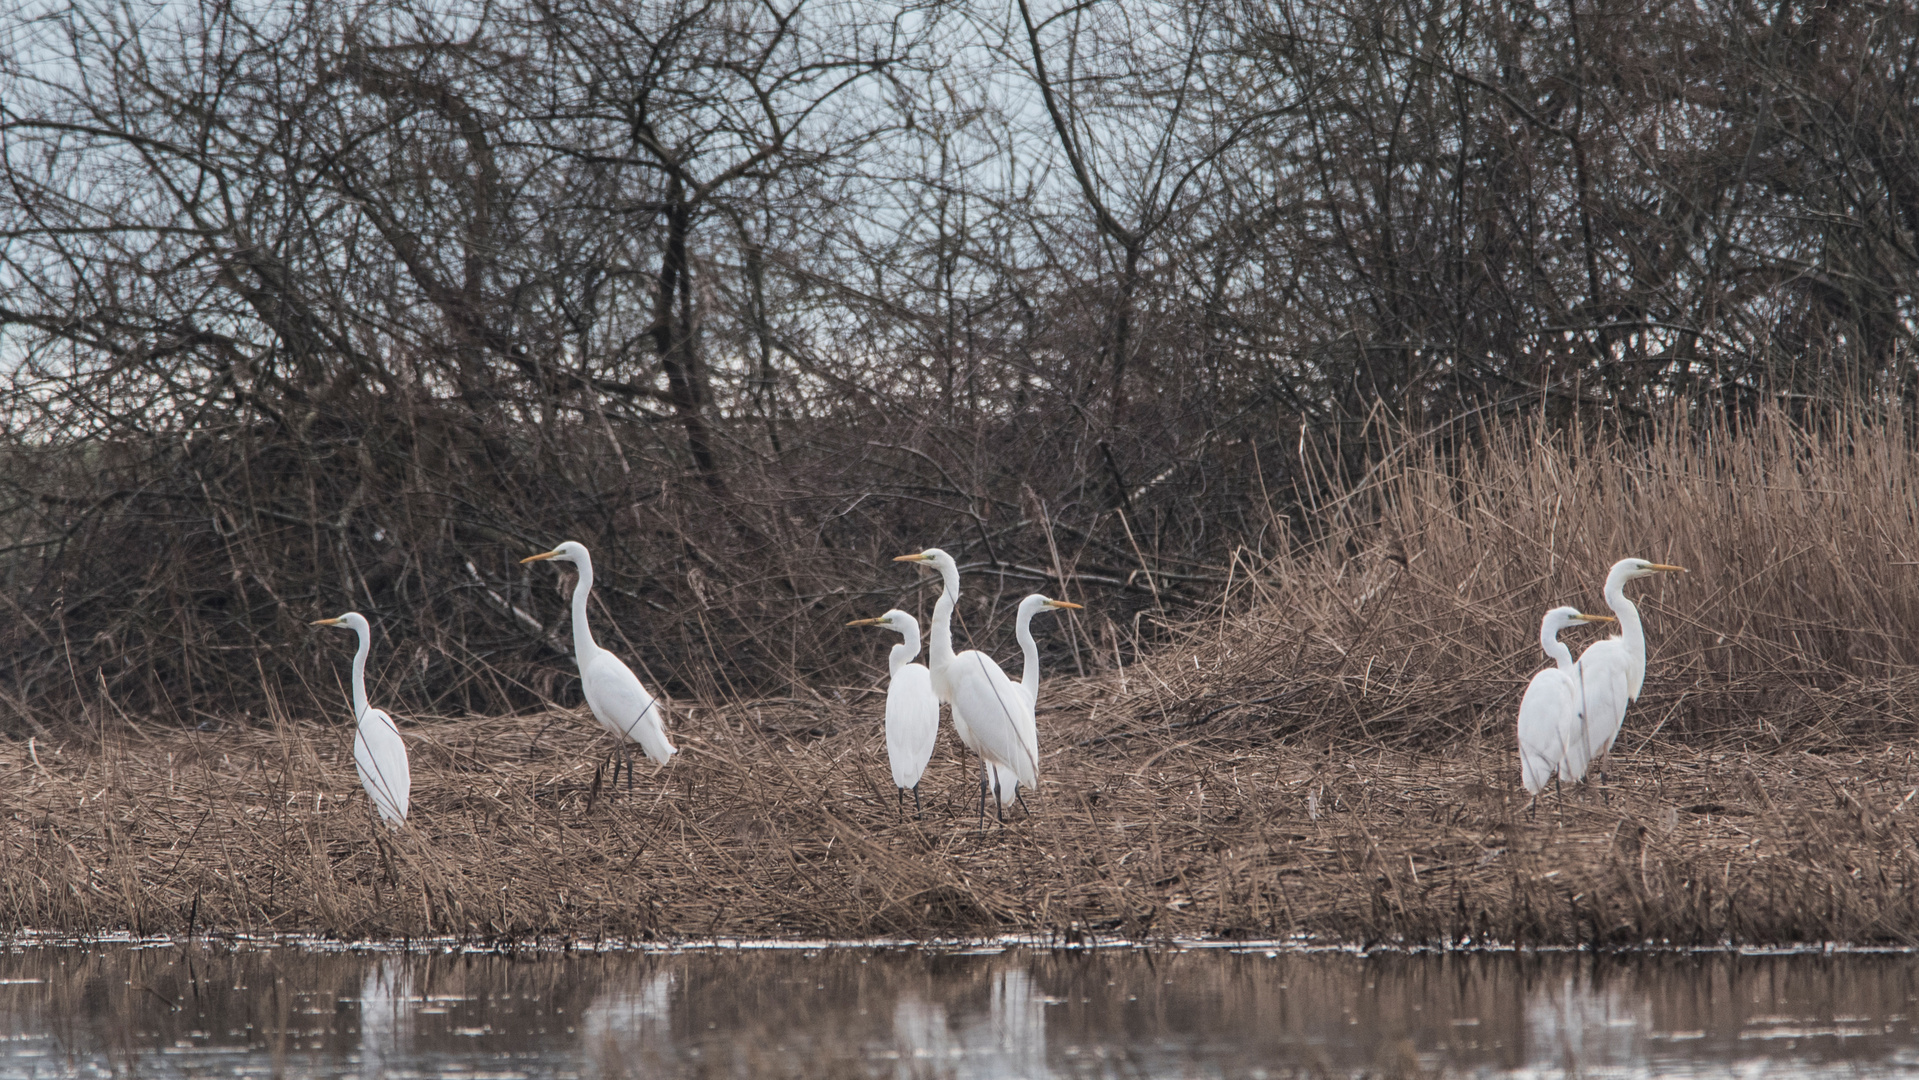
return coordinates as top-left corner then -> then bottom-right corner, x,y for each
6,412 -> 1919,946
3,0 -> 1918,949
5,0 -> 1919,733
7,704 -> 1919,947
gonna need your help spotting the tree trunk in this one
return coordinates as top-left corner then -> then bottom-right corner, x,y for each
653,176 -> 726,494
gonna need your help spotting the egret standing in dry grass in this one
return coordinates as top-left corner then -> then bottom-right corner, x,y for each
1516,606 -> 1614,803
895,549 -> 1037,825
847,609 -> 939,816
1570,558 -> 1688,784
988,593 -> 1082,809
312,613 -> 411,828
523,541 -> 675,787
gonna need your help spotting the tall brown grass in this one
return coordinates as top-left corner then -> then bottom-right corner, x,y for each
1118,405 -> 1919,750
6,406 -> 1919,946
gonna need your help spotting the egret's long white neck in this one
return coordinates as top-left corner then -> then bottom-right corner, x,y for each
348,621 -> 372,722
570,551 -> 601,663
1540,621 -> 1575,671
927,561 -> 959,672
889,619 -> 921,677
1603,566 -> 1647,692
1016,598 -> 1044,707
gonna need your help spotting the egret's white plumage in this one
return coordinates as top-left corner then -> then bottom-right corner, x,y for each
896,549 -> 1037,821
523,542 -> 675,784
1568,558 -> 1687,780
848,609 -> 940,813
1515,607 -> 1614,795
313,613 -> 411,828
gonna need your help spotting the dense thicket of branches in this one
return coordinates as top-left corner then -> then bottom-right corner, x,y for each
1,0 -> 1915,728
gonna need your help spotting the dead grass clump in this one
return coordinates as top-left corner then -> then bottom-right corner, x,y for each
7,699 -> 1919,946
1108,406 -> 1919,751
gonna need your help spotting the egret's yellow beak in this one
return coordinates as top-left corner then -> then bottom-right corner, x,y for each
310,617 -> 342,626
1044,600 -> 1084,610
1649,563 -> 1688,573
846,616 -> 886,627
893,553 -> 929,563
521,550 -> 561,564
1574,614 -> 1616,624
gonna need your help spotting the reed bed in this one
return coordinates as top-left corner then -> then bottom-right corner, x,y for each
6,407 -> 1919,946
5,699 -> 1919,946
1112,407 -> 1919,751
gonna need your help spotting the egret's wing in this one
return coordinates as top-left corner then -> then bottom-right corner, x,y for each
1012,689 -> 1040,779
585,652 -> 676,765
1004,670 -> 1043,808
353,708 -> 411,827
885,664 -> 940,790
947,650 -> 1038,790
997,718 -> 1038,807
1572,640 -> 1633,772
948,705 -> 977,754
1516,669 -> 1576,795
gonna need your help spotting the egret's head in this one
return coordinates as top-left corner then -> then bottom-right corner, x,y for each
1541,606 -> 1614,634
1023,594 -> 1084,616
311,612 -> 370,634
847,609 -> 916,636
1610,557 -> 1688,582
522,540 -> 589,566
893,548 -> 955,573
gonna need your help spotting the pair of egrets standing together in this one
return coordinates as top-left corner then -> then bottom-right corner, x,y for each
1516,557 -> 1688,802
313,542 -> 674,829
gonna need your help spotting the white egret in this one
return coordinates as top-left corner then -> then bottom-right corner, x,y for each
1570,557 -> 1688,783
990,593 -> 1082,808
312,613 -> 411,828
1515,607 -> 1615,799
895,549 -> 1038,824
847,609 -> 940,816
522,541 -> 675,787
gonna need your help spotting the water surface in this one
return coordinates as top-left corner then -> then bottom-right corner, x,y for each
1,941 -> 1914,1077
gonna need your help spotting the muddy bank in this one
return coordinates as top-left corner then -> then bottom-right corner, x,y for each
4,692 -> 1917,948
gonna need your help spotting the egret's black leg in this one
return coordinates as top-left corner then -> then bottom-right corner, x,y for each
913,784 -> 923,818
976,762 -> 990,831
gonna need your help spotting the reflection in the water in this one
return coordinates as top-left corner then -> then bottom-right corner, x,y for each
1525,971 -> 1643,1074
583,968 -> 677,1073
358,956 -> 411,1079
0,942 -> 1913,1078
891,990 -> 953,1073
966,967 -> 1046,1079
